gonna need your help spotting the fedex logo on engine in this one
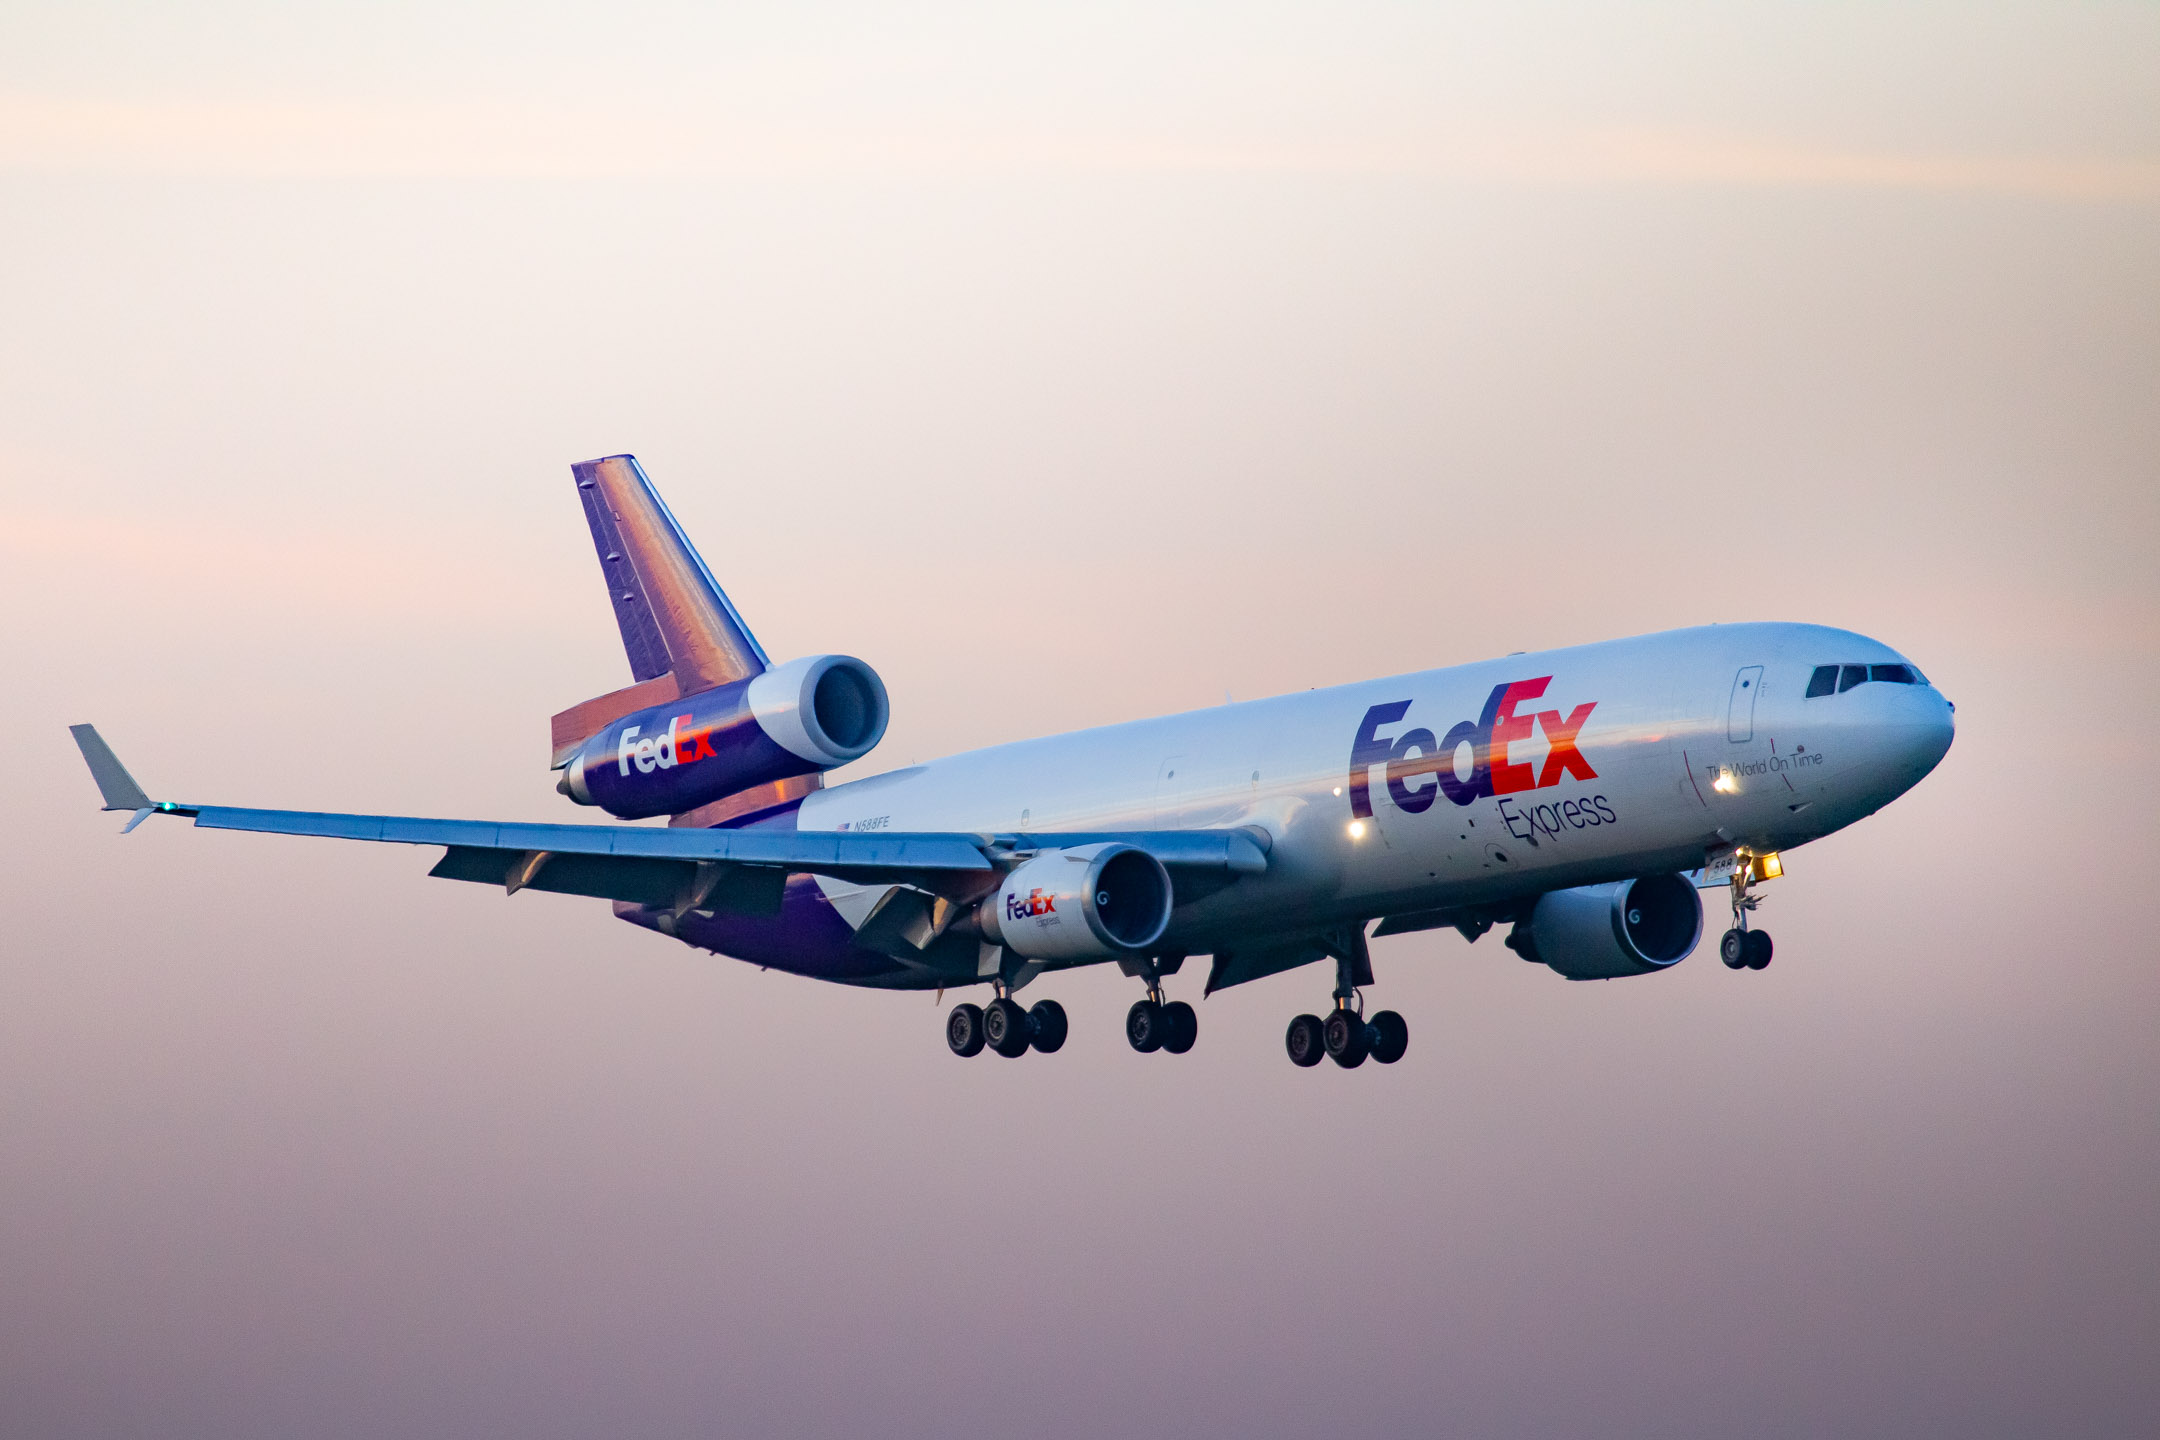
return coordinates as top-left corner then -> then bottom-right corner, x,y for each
617,714 -> 721,776
1348,677 -> 1596,818
1006,888 -> 1057,922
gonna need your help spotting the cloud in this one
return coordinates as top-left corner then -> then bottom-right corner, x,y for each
2,95 -> 2154,201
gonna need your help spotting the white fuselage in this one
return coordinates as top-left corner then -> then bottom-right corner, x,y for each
799,623 -> 1954,953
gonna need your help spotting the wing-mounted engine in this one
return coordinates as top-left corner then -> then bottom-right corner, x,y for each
558,654 -> 890,820
1508,873 -> 1702,980
977,843 -> 1173,961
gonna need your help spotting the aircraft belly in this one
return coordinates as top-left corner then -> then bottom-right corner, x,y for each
623,875 -> 921,986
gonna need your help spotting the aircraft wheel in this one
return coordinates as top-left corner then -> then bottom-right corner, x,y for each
1744,930 -> 1774,970
1368,1010 -> 1409,1065
947,1003 -> 986,1057
1027,999 -> 1068,1054
1720,928 -> 1748,969
1285,1013 -> 1326,1067
1160,1000 -> 1198,1054
1324,1009 -> 1369,1068
1126,999 -> 1166,1053
984,997 -> 1032,1057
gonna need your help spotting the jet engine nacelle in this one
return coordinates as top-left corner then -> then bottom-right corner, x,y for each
559,654 -> 889,819
1519,873 -> 1703,980
978,843 -> 1173,962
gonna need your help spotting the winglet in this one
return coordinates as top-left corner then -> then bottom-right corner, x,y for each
70,724 -> 153,811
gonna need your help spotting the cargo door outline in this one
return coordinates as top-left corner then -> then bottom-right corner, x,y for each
1727,666 -> 1763,743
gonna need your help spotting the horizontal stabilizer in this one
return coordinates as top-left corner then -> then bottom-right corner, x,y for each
550,673 -> 681,769
69,724 -> 153,812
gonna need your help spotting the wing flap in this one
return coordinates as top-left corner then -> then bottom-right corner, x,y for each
426,846 -> 789,913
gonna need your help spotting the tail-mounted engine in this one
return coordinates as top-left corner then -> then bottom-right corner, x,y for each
1509,873 -> 1703,980
558,654 -> 889,820
977,843 -> 1173,961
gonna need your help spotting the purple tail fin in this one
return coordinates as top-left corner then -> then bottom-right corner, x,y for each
571,455 -> 769,692
552,455 -> 790,782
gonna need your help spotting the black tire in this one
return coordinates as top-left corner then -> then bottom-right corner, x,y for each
946,1003 -> 986,1057
1027,999 -> 1068,1054
1369,1010 -> 1409,1064
1744,930 -> 1774,970
1161,1000 -> 1197,1055
1285,1013 -> 1326,1067
984,997 -> 1032,1057
1720,928 -> 1748,969
1324,1009 -> 1369,1068
1126,999 -> 1165,1053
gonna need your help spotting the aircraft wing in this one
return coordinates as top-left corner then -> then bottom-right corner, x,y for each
69,726 -> 1267,914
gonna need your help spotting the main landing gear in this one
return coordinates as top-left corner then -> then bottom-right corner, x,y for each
947,985 -> 1068,1058
1285,926 -> 1407,1069
1719,853 -> 1775,972
1123,954 -> 1197,1055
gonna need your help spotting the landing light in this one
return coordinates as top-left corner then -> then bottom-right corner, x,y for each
1713,773 -> 1737,793
1347,821 -> 1367,840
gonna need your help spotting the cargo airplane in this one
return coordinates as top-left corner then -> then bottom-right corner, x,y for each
73,456 -> 1955,1067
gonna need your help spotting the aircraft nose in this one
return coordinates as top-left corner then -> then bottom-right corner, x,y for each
1889,686 -> 1955,785
1912,692 -> 1955,773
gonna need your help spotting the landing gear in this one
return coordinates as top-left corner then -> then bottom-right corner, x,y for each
1744,931 -> 1772,969
947,1002 -> 986,1057
1029,999 -> 1068,1053
1368,1009 -> 1409,1064
1162,1001 -> 1197,1054
1125,997 -> 1197,1054
1723,852 -> 1775,972
1286,926 -> 1409,1069
947,989 -> 1068,1057
1127,999 -> 1165,1052
1122,955 -> 1198,1055
983,996 -> 1031,1057
1719,927 -> 1773,969
1323,1008 -> 1368,1068
1286,1013 -> 1326,1067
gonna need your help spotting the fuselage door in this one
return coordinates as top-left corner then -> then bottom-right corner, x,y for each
1727,666 -> 1764,743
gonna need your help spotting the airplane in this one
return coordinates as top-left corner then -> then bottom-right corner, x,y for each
71,455 -> 1956,1067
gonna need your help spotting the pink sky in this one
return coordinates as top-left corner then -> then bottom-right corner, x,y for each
2,4 -> 2156,1436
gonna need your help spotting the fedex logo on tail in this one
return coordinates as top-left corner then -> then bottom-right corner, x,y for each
1348,677 -> 1596,818
617,714 -> 721,776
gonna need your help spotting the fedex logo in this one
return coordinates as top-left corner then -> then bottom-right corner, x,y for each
1348,677 -> 1597,818
1005,888 -> 1057,922
617,714 -> 721,776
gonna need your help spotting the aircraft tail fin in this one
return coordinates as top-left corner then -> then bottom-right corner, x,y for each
571,455 -> 769,694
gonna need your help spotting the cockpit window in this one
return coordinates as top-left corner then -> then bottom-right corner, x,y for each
1807,661 -> 1930,697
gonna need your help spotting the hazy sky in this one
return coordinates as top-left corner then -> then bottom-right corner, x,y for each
3,4 -> 2156,1437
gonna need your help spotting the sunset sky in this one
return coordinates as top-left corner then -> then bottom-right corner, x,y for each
3,4 -> 2156,1436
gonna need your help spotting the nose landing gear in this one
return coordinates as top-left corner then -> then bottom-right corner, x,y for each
1285,926 -> 1408,1069
1719,853 -> 1775,971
